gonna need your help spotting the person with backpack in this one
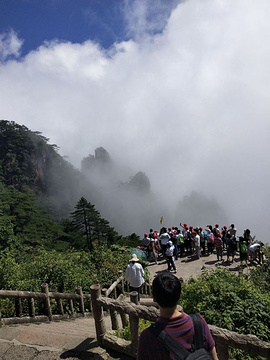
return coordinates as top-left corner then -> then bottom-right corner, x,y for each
226,233 -> 237,263
137,273 -> 219,360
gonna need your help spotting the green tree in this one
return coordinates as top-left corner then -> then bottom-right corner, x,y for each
70,197 -> 118,250
0,183 -> 65,249
0,120 -> 57,190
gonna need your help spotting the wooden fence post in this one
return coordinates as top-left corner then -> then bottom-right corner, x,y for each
215,341 -> 230,360
88,295 -> 92,313
148,282 -> 152,296
76,287 -> 85,316
15,298 -> 22,318
91,284 -> 106,343
118,270 -> 124,294
130,291 -> 140,349
101,288 -> 108,297
102,288 -> 119,330
120,312 -> 129,328
41,283 -> 52,321
57,298 -> 64,315
69,299 -> 74,316
28,298 -> 35,318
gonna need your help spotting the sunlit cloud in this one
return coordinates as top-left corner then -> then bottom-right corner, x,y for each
0,29 -> 23,62
0,0 -> 270,240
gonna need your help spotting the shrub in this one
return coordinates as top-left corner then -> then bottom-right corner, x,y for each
180,269 -> 270,342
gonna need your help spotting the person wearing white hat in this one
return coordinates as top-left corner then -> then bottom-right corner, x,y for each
165,241 -> 177,273
125,254 -> 145,301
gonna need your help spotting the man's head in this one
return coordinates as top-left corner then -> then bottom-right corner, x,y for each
152,273 -> 181,308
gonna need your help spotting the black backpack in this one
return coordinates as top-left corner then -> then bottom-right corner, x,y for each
150,314 -> 212,360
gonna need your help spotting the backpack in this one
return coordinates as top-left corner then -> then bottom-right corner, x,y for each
240,242 -> 248,253
150,314 -> 212,360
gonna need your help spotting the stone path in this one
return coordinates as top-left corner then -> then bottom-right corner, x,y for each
146,250 -> 252,283
0,316 -> 132,360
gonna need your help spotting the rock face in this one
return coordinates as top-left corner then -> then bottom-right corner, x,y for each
125,171 -> 151,194
81,147 -> 111,172
0,120 -> 96,219
80,147 -> 156,235
95,147 -> 111,162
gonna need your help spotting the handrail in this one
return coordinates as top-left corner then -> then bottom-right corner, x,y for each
102,270 -> 152,299
1,274 -> 269,359
90,284 -> 270,360
0,284 -> 92,325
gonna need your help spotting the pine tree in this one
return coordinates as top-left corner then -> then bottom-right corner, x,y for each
70,197 -> 118,250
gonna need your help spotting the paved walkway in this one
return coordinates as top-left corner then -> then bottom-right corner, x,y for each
146,250 -> 251,282
0,315 -> 133,360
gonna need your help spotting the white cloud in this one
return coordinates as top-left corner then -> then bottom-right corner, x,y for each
1,0 -> 270,241
0,29 -> 23,62
122,0 -> 179,41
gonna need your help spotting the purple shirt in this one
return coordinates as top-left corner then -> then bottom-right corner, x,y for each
137,312 -> 215,360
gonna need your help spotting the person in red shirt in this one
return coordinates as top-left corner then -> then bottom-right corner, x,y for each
137,273 -> 219,360
214,233 -> 223,261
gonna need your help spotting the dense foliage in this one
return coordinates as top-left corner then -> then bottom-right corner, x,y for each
0,245 -> 129,293
0,182 -> 65,250
249,259 -> 270,295
0,120 -> 58,190
180,268 -> 270,342
0,245 -> 131,317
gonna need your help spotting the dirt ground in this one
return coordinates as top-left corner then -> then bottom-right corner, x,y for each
145,250 -> 253,283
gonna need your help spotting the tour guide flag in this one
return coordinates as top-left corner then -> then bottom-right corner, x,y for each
160,216 -> 164,224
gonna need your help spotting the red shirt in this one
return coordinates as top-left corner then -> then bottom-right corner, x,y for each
137,312 -> 215,360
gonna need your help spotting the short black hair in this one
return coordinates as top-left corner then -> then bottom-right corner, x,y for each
152,273 -> 181,308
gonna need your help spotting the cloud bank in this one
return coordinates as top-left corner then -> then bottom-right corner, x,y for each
1,0 -> 270,241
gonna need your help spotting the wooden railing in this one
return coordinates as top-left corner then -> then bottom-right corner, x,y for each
1,271 -> 269,359
0,283 -> 92,325
101,270 -> 152,299
0,270 -> 151,326
90,284 -> 270,360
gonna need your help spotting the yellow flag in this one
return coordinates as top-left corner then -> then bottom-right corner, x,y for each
160,216 -> 164,224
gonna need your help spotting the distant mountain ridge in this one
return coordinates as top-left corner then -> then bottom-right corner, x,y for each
0,120 -> 160,235
0,120 -> 228,236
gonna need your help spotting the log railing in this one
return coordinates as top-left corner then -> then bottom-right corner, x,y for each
90,284 -> 270,360
102,270 -> 152,298
0,270 -> 151,327
100,270 -> 153,330
0,283 -> 92,325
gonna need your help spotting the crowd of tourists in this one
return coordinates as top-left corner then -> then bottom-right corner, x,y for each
140,223 -> 265,270
124,225 -> 265,360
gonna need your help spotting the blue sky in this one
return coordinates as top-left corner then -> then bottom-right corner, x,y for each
1,0 -> 270,240
0,0 -> 179,57
1,0 -> 126,56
